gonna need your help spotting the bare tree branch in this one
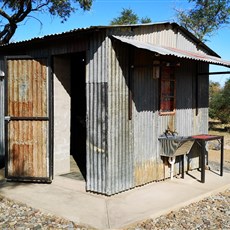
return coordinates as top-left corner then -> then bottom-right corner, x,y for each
0,0 -> 93,44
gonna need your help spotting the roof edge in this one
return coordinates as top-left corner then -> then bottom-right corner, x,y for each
0,22 -> 221,58
171,23 -> 220,58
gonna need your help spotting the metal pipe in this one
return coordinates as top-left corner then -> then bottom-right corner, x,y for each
168,156 -> 176,180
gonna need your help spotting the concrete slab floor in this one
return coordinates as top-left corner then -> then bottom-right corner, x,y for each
0,170 -> 230,229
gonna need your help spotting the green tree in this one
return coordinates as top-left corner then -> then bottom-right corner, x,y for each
209,79 -> 230,123
209,81 -> 221,119
0,0 -> 92,45
176,0 -> 230,41
140,17 -> 152,24
110,8 -> 152,25
209,81 -> 221,99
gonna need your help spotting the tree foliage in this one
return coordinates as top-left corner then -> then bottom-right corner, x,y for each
209,79 -> 230,124
110,8 -> 152,25
0,0 -> 92,45
176,0 -> 230,41
209,81 -> 221,99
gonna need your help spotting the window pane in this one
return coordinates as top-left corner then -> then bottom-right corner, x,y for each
161,66 -> 174,80
160,66 -> 175,114
161,81 -> 174,97
161,97 -> 174,112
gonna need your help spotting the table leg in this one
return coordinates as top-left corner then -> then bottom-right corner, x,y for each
181,155 -> 184,179
220,137 -> 224,176
201,140 -> 205,183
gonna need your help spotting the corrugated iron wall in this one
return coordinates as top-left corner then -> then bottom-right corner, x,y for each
85,26 -> 210,195
86,32 -> 135,195
175,60 -> 209,170
6,58 -> 50,179
176,60 -> 195,136
86,82 -> 108,194
0,57 -> 4,159
133,24 -> 177,47
0,25 -> 211,195
86,32 -> 109,194
132,49 -> 162,186
107,38 -> 133,195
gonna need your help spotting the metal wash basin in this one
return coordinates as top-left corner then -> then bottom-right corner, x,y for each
158,135 -> 195,157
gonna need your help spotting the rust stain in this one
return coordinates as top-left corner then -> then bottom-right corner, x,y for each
8,121 -> 48,178
11,144 -> 34,177
9,101 -> 33,117
7,58 -> 49,179
134,160 -> 165,186
168,115 -> 175,133
7,59 -> 48,118
156,160 -> 165,180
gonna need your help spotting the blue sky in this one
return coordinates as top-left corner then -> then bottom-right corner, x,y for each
12,0 -> 230,86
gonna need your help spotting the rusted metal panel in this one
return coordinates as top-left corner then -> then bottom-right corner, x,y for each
7,120 -> 48,177
6,58 -> 51,181
7,59 -> 48,117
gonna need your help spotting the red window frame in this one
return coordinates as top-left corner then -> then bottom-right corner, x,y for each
159,66 -> 176,115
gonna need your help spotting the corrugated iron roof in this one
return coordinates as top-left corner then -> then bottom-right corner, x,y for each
112,35 -> 230,67
2,26 -> 94,46
4,23 -> 161,46
1,22 -> 226,61
7,22 -> 169,43
1,22 -> 218,57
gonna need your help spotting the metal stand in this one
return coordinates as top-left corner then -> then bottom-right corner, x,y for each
192,135 -> 224,183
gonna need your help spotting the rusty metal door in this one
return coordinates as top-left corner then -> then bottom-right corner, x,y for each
5,57 -> 52,182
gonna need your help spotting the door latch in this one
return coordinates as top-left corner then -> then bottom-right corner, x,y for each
4,116 -> 11,122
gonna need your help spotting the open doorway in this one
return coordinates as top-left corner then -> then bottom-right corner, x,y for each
53,52 -> 86,181
70,52 -> 86,180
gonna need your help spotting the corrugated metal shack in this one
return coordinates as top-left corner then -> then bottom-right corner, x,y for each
0,22 -> 229,195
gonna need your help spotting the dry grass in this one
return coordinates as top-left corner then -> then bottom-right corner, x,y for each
208,129 -> 230,164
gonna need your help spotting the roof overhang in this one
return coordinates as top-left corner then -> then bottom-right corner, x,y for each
112,35 -> 230,68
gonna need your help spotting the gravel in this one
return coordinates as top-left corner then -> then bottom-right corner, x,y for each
1,141 -> 230,230
126,189 -> 230,230
1,189 -> 230,229
0,195 -> 90,230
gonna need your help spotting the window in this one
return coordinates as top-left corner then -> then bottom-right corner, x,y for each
160,66 -> 176,115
